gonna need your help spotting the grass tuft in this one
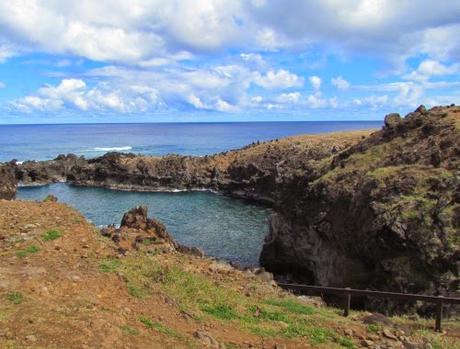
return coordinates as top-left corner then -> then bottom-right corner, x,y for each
99,258 -> 121,273
42,229 -> 63,241
202,304 -> 237,320
6,292 -> 23,305
16,245 -> 40,258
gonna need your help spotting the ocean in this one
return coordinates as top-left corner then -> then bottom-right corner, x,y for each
0,121 -> 381,162
11,121 -> 381,265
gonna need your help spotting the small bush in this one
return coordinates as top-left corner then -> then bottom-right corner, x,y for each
42,229 -> 63,241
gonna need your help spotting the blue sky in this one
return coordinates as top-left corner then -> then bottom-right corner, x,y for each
0,1 -> 460,124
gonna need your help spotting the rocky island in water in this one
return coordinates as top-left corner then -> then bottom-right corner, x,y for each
1,105 -> 459,348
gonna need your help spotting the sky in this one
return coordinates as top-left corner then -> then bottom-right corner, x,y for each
0,0 -> 460,124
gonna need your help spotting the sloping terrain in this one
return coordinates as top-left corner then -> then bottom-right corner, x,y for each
260,105 -> 460,312
0,200 -> 459,349
0,105 -> 458,315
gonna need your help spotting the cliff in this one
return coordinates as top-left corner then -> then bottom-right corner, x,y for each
260,105 -> 460,312
2,105 -> 459,314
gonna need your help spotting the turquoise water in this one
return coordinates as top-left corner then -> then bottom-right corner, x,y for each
17,183 -> 272,266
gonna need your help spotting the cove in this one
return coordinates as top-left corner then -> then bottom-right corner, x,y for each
17,183 -> 272,266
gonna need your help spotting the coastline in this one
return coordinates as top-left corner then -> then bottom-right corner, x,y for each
2,105 -> 459,316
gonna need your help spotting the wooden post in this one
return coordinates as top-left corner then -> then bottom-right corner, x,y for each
343,288 -> 351,317
435,297 -> 443,332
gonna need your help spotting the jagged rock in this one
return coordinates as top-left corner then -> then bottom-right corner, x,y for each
193,330 -> 224,348
384,113 -> 401,128
0,164 -> 17,200
362,313 -> 393,327
43,195 -> 58,202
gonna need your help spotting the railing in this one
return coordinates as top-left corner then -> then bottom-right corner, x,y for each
278,283 -> 460,332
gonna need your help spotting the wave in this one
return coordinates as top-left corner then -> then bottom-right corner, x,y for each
91,146 -> 133,152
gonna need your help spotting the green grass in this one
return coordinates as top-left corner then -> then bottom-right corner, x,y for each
99,258 -> 121,273
264,298 -> 316,315
6,292 -> 23,305
16,245 -> 40,258
117,254 -> 357,347
42,229 -> 63,241
139,316 -> 155,329
121,325 -> 139,336
366,323 -> 380,333
139,316 -> 183,339
202,304 -> 237,320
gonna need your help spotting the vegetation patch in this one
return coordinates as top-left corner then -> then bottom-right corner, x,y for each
121,325 -> 139,336
16,244 -> 40,258
6,292 -> 23,305
264,298 -> 316,315
117,254 -> 357,347
42,229 -> 63,241
99,258 -> 121,273
139,316 -> 182,339
202,304 -> 237,320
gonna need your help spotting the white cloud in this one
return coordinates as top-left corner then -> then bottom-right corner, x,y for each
305,91 -> 337,109
240,53 -> 266,66
353,95 -> 389,109
254,69 -> 303,89
0,81 -> 5,89
404,59 -> 460,81
276,92 -> 300,103
309,76 -> 321,91
11,78 -> 164,113
1,1 -> 458,65
331,76 -> 350,90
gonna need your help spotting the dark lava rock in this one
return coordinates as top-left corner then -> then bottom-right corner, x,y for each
384,113 -> 401,128
0,164 -> 17,200
260,105 -> 460,314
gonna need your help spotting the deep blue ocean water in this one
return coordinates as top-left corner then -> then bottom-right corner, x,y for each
0,121 -> 381,162
10,121 -> 381,265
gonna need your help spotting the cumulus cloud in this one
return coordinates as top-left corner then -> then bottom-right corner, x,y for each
1,1 -> 459,65
331,76 -> 350,90
11,78 -> 164,113
2,1 -> 460,117
404,59 -> 460,81
309,76 -> 321,91
254,69 -> 303,89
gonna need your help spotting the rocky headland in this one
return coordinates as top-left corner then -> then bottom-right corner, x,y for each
1,105 -> 459,314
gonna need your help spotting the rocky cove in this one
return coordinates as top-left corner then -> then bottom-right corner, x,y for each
1,105 -> 459,314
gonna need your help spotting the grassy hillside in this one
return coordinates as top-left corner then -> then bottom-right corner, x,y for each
0,200 -> 459,348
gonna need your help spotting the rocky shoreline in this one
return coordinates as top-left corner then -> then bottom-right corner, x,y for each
1,105 -> 459,314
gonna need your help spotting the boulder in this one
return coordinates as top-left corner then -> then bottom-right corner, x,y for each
384,113 -> 401,128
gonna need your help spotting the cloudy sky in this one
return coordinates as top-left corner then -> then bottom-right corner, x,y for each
0,0 -> 459,123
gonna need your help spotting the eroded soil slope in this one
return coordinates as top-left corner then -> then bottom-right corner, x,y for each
1,200 -> 459,349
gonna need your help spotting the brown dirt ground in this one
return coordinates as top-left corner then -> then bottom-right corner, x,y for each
0,200 -> 458,349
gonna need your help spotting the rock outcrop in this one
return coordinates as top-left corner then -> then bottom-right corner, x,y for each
260,105 -> 460,312
0,163 -> 17,200
101,205 -> 177,253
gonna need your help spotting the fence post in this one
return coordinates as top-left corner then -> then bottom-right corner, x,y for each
435,297 -> 443,332
343,288 -> 351,317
